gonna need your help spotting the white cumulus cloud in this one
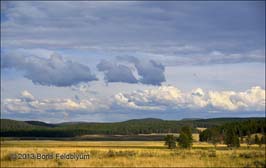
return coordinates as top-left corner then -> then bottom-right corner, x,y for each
3,90 -> 109,114
2,86 -> 265,116
113,86 -> 265,112
21,90 -> 35,102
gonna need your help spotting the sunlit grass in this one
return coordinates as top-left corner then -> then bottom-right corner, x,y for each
1,140 -> 265,167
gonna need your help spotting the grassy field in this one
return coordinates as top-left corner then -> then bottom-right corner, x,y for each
0,140 -> 265,167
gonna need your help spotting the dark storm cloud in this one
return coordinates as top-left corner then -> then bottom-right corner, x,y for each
1,53 -> 98,87
97,60 -> 138,84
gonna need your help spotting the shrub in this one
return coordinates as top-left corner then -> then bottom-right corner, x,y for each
106,150 -> 116,157
239,153 -> 252,158
230,151 -> 238,159
2,153 -> 15,161
239,152 -> 265,159
164,134 -> 177,149
140,152 -> 157,157
208,149 -> 216,157
253,160 -> 266,168
106,150 -> 136,157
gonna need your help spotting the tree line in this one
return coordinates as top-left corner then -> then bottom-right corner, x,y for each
199,119 -> 266,148
164,119 -> 266,149
1,118 -> 265,139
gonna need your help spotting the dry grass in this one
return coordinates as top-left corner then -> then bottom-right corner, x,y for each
196,127 -> 207,132
1,140 -> 265,167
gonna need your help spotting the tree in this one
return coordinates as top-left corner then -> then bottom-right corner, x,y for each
261,134 -> 266,144
240,136 -> 244,144
224,128 -> 240,148
210,128 -> 220,148
254,134 -> 260,145
178,126 -> 193,148
246,131 -> 252,148
239,130 -> 244,143
199,129 -> 211,142
164,134 -> 177,149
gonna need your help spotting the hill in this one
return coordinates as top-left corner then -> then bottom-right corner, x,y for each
25,121 -> 55,127
0,119 -> 46,130
0,117 -> 265,138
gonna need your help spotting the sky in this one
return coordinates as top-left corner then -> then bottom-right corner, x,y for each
1,1 -> 265,123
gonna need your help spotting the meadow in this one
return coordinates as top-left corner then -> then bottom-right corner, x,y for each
1,140 -> 265,167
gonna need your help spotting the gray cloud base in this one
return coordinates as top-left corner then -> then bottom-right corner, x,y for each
97,60 -> 138,84
2,51 -> 166,87
2,53 -> 98,87
97,56 -> 166,85
134,59 -> 165,85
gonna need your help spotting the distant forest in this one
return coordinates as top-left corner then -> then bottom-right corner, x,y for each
1,117 -> 265,138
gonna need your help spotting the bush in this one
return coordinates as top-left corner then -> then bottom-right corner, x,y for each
106,150 -> 116,157
239,152 -> 265,159
2,153 -> 14,161
199,151 -> 207,158
208,149 -> 216,157
140,152 -> 157,157
170,151 -> 182,156
239,153 -> 252,158
106,150 -> 136,157
230,151 -> 238,159
164,134 -> 177,149
253,160 -> 266,168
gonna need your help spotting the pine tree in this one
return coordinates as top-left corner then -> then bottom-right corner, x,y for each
210,128 -> 220,148
224,128 -> 240,148
246,131 -> 252,148
178,126 -> 193,148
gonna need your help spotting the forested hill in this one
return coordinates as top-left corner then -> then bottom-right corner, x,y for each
0,117 -> 264,138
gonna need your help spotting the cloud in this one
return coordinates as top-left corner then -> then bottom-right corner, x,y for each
113,85 -> 265,112
98,56 -> 166,85
20,90 -> 35,102
198,50 -> 265,65
2,86 -> 264,121
1,52 -> 98,87
160,49 -> 266,66
209,86 -> 265,111
97,60 -> 138,84
114,93 -> 162,110
1,1 -> 264,65
125,56 -> 166,85
71,83 -> 98,95
3,90 -> 109,114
